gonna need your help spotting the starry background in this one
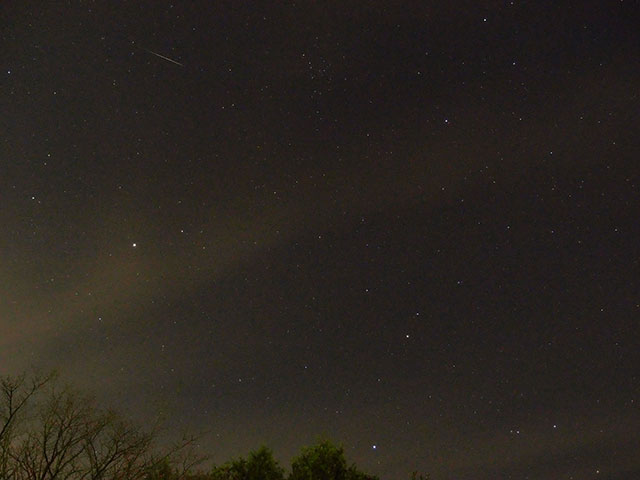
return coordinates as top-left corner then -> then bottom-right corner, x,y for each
1,1 -> 639,478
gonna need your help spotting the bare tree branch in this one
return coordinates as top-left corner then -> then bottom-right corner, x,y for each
1,372 -> 204,480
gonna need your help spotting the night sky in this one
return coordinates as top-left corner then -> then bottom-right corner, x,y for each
2,1 -> 639,478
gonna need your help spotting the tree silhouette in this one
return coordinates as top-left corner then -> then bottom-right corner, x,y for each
289,440 -> 378,480
2,373 -> 426,479
209,446 -> 284,480
0,372 -> 54,479
0,373 -> 201,480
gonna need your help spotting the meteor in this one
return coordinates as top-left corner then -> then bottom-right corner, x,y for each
140,47 -> 183,67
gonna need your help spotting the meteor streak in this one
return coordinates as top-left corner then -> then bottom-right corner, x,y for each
141,47 -> 183,66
